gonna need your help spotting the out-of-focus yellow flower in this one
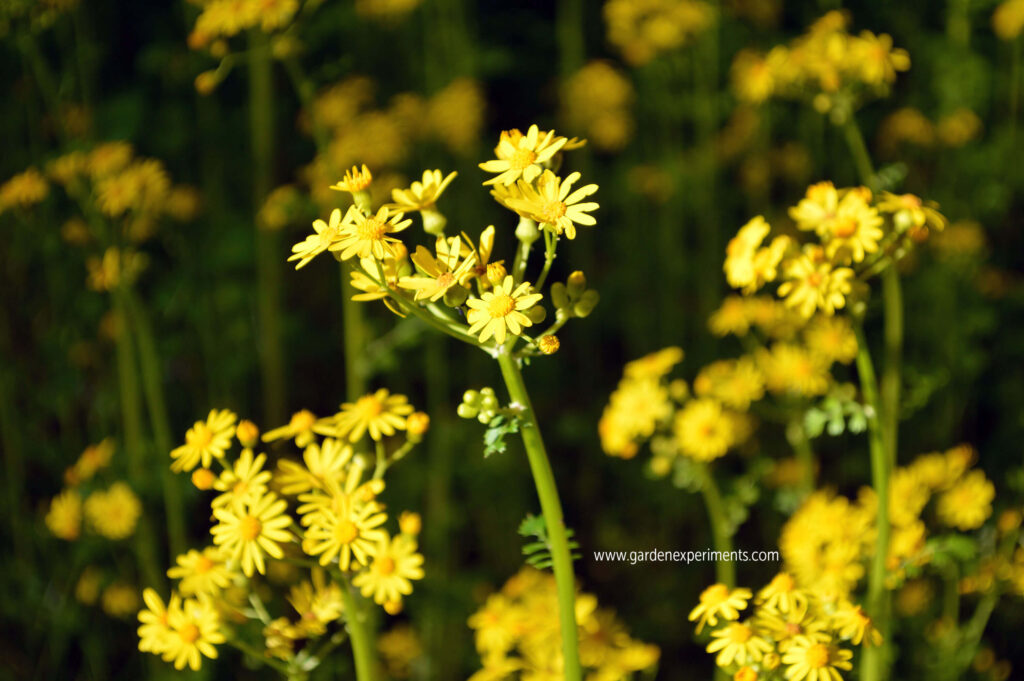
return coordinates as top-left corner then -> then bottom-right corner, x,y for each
777,248 -> 854,318
0,168 -> 48,212
562,61 -> 635,151
87,248 -> 147,292
803,315 -> 858,365
64,438 -> 115,485
936,108 -> 982,147
171,409 -> 237,472
426,78 -> 485,155
674,398 -> 735,462
756,343 -> 831,397
84,481 -> 141,540
993,0 -> 1024,40
102,582 -> 140,618
938,470 -> 995,530
689,584 -> 752,634
604,0 -> 715,65
46,489 -> 82,540
693,358 -> 764,411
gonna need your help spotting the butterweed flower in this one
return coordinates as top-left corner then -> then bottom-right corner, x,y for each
479,125 -> 568,186
171,409 -> 237,472
210,491 -> 293,577
466,276 -> 543,344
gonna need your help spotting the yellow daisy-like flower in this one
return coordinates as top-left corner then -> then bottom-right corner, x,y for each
84,482 -> 142,540
478,124 -> 568,186
832,602 -> 882,647
262,409 -> 319,447
756,573 -> 809,615
317,388 -> 414,442
137,588 -> 178,655
823,189 -> 884,264
777,250 -> 854,318
46,489 -> 82,541
624,346 -> 685,380
707,621 -> 773,667
352,533 -> 425,604
330,164 -> 373,193
170,409 -> 237,472
289,207 -> 348,270
780,637 -> 852,681
399,235 -> 478,302
211,492 -> 293,577
757,343 -> 831,397
803,316 -> 858,365
385,169 -> 457,212
163,596 -> 226,671
689,584 -> 753,634
466,275 -> 543,344
506,170 -> 599,239
302,492 -> 388,571
330,206 -> 412,261
693,358 -> 765,411
276,437 -> 354,495
789,182 -> 840,234
755,606 -> 829,652
674,398 -> 735,462
0,167 -> 49,213
937,469 -> 995,530
288,570 -> 345,635
725,216 -> 770,291
876,191 -> 947,236
212,449 -> 272,509
168,547 -> 234,597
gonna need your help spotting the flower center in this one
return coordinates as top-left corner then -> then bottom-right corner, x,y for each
233,480 -> 249,496
239,515 -> 262,541
729,624 -> 752,643
509,148 -> 538,170
357,217 -> 388,241
806,272 -> 823,287
188,423 -> 214,449
833,217 -> 857,238
539,201 -> 567,224
487,294 -> 517,318
436,272 -> 455,289
356,395 -> 384,418
377,557 -> 396,575
701,584 -> 730,607
195,556 -> 214,573
179,623 -> 200,644
335,520 -> 359,544
291,410 -> 316,430
806,644 -> 831,668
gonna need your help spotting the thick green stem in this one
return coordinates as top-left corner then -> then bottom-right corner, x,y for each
787,419 -> 815,498
698,464 -> 736,588
842,118 -> 876,188
881,267 -> 902,467
340,578 -> 378,681
123,287 -> 186,556
341,269 -> 367,398
495,351 -> 581,681
854,323 -> 891,681
248,30 -> 286,424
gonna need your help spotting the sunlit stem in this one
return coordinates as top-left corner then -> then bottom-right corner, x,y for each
339,575 -> 378,681
495,349 -> 582,681
698,463 -> 736,588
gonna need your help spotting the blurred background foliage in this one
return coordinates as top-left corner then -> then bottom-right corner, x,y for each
1,0 -> 1023,679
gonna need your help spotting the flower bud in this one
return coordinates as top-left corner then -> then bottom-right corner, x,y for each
191,468 -> 215,491
515,217 -> 540,245
486,262 -> 507,287
566,270 -> 587,296
236,420 -> 260,448
194,71 -> 219,96
384,600 -> 403,615
573,289 -> 600,318
443,284 -> 469,307
406,412 -> 430,439
399,511 -> 422,536
550,282 -> 570,310
538,335 -> 560,355
422,208 -> 447,236
527,306 -> 547,324
456,403 -> 478,419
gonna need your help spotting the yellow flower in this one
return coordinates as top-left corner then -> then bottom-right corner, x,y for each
599,377 -> 673,458
624,346 -> 684,380
288,569 -> 345,635
211,492 -> 293,577
756,573 -> 808,615
780,637 -> 852,681
994,0 -> 1024,40
506,170 -> 599,239
757,343 -> 831,397
674,398 -> 735,462
478,124 -> 568,186
694,358 -> 765,411
755,607 -> 828,652
852,31 -> 910,86
399,235 -> 477,302
385,169 -> 457,212
937,470 -> 995,530
317,388 -> 414,442
137,588 -> 178,654
330,205 -> 412,260
0,168 -> 48,213
707,621 -> 773,667
65,438 -> 115,485
777,249 -> 854,318
171,409 -> 237,472
163,596 -> 225,671
803,316 -> 858,365
352,533 -> 425,604
689,584 -> 752,634
289,208 -> 348,270
876,192 -> 947,236
261,410 -> 316,447
725,216 -> 770,290
832,602 -> 882,647
168,547 -> 234,597
84,482 -> 141,540
212,449 -> 272,509
466,275 -> 543,344
46,488 -> 82,541
330,164 -> 373,193
276,437 -> 354,495
302,491 -> 388,570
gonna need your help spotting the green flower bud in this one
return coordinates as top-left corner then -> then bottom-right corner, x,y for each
515,217 -> 540,245
566,270 -> 587,297
457,403 -> 478,419
573,289 -> 600,318
550,282 -> 570,310
462,389 -> 480,406
443,284 -> 469,307
422,208 -> 447,236
527,306 -> 547,324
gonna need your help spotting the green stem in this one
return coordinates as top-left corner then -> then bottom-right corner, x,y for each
122,287 -> 186,556
339,577 -> 378,681
842,118 -> 876,188
112,289 -> 164,592
854,323 -> 891,681
248,29 -> 286,424
495,350 -> 581,681
881,267 -> 902,468
787,419 -> 815,498
698,464 -> 736,588
342,269 -> 368,398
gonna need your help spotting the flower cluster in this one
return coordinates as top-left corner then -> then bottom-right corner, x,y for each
561,60 -> 635,152
731,11 -> 909,116
603,0 -> 714,65
45,439 -> 142,542
289,124 -> 600,354
725,182 -> 947,320
139,393 -> 428,672
467,568 -> 660,680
